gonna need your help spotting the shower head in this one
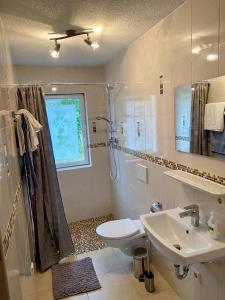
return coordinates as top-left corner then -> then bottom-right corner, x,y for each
96,116 -> 113,125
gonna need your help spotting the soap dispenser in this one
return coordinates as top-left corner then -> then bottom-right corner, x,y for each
207,212 -> 220,240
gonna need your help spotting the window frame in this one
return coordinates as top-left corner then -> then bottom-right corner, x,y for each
45,93 -> 91,170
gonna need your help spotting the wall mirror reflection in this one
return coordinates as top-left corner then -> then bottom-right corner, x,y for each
175,75 -> 225,160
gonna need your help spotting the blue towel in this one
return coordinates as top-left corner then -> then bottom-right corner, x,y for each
210,129 -> 225,155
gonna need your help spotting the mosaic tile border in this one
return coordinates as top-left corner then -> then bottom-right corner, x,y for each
88,142 -> 107,148
114,144 -> 225,186
2,181 -> 22,256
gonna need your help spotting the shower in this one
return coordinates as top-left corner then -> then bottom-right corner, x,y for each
96,115 -> 118,181
96,116 -> 113,125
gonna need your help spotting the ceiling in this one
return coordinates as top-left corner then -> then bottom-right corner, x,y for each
0,0 -> 185,66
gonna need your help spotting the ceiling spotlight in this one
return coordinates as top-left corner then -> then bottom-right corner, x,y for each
91,41 -> 100,49
50,40 -> 60,58
51,86 -> 57,92
84,34 -> 99,49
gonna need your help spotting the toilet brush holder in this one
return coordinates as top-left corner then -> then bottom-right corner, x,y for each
144,271 -> 155,293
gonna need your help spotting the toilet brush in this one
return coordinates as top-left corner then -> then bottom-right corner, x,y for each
138,256 -> 145,282
144,239 -> 155,293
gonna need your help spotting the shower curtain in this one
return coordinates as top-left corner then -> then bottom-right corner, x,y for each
17,86 -> 74,271
190,82 -> 210,155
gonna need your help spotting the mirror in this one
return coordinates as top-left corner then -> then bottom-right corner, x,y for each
175,75 -> 225,160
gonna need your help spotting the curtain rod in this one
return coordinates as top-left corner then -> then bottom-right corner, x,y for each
0,82 -> 123,87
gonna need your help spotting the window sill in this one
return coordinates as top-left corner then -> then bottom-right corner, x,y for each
57,163 -> 92,173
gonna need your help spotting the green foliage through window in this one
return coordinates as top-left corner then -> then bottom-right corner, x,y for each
45,96 -> 87,168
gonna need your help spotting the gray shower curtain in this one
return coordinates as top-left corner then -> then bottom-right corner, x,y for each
190,82 -> 210,155
17,86 -> 74,272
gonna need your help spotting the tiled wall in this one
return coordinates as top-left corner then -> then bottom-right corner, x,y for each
15,65 -> 112,222
0,18 -> 36,300
105,1 -> 225,299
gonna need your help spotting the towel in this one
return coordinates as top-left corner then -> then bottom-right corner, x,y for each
210,129 -> 225,155
16,114 -> 25,155
15,109 -> 42,155
204,102 -> 225,132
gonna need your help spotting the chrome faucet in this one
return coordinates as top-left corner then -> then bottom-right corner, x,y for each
179,204 -> 200,227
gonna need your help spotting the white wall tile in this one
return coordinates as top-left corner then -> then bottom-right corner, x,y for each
58,147 -> 112,222
191,0 -> 219,81
220,0 -> 225,44
171,0 -> 192,86
219,42 -> 225,76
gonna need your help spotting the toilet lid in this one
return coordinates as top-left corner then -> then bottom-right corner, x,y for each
96,218 -> 140,239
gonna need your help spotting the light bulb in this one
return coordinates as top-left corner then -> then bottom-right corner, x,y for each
91,41 -> 99,49
51,87 -> 57,92
49,41 -> 60,58
50,50 -> 59,58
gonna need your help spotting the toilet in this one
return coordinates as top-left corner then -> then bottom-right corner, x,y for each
96,218 -> 147,256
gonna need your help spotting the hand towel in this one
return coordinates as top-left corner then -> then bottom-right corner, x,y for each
15,109 -> 42,155
204,102 -> 225,132
210,129 -> 225,155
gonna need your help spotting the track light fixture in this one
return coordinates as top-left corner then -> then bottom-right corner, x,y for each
49,40 -> 60,58
49,28 -> 99,58
84,33 -> 99,49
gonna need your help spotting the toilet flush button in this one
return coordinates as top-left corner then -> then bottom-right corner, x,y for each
136,164 -> 148,183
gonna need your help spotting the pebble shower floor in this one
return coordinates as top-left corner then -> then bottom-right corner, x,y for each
69,214 -> 113,255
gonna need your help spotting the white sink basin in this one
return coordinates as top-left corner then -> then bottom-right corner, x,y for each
141,208 -> 225,265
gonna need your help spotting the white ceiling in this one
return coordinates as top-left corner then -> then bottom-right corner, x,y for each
1,0 -> 185,66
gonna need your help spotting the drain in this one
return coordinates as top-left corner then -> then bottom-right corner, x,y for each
173,244 -> 182,251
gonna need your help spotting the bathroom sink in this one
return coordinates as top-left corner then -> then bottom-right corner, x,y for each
140,208 -> 225,265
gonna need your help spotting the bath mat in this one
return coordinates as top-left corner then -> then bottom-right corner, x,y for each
52,257 -> 101,299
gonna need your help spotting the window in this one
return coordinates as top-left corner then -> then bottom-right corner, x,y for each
45,94 -> 90,169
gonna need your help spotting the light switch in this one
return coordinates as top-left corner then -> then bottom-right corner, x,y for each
136,163 -> 148,183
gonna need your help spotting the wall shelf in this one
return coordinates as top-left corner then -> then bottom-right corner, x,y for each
164,170 -> 225,196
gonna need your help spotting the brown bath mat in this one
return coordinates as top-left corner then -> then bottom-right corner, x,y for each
52,257 -> 101,299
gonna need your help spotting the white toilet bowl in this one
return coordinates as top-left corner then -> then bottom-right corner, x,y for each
96,218 -> 147,256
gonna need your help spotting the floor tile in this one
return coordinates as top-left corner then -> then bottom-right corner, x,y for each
142,290 -> 181,300
64,293 -> 89,299
36,289 -> 53,300
36,289 -> 89,300
88,288 -> 109,300
23,293 -> 38,300
112,248 -> 133,272
35,269 -> 52,292
88,283 -> 141,300
20,274 -> 37,297
22,241 -> 180,300
98,268 -> 131,289
78,247 -> 126,275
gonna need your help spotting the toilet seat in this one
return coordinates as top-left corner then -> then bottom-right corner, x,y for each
96,218 -> 140,240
